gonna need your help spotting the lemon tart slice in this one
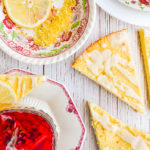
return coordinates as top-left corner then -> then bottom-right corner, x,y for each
0,74 -> 46,109
139,28 -> 150,101
73,29 -> 144,113
88,101 -> 150,150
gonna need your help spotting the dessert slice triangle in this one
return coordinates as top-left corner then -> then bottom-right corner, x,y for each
88,101 -> 150,150
139,29 -> 150,101
0,74 -> 46,109
73,29 -> 144,113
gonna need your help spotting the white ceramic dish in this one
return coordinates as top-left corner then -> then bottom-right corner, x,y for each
118,0 -> 150,12
5,69 -> 86,150
96,0 -> 150,27
0,0 -> 96,65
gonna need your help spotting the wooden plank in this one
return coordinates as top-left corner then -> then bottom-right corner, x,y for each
0,5 -> 149,150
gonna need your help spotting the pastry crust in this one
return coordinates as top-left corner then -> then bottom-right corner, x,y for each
73,29 -> 144,113
139,29 -> 150,102
88,101 -> 150,150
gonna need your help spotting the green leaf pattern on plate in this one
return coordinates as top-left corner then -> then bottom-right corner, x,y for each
0,22 -> 8,39
0,22 -> 18,39
38,44 -> 69,56
12,31 -> 18,40
83,0 -> 87,12
71,21 -> 80,29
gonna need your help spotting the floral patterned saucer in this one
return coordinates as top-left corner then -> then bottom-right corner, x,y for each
0,0 -> 96,64
118,0 -> 150,11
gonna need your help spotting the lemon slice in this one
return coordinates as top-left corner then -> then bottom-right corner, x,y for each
4,0 -> 51,28
0,81 -> 17,108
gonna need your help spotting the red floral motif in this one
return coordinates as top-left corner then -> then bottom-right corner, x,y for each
72,33 -> 80,42
140,0 -> 150,5
23,49 -> 31,56
67,100 -> 77,114
8,41 -> 17,48
54,42 -> 61,48
29,44 -> 39,51
61,31 -> 72,42
3,16 -> 15,29
27,38 -> 33,43
14,46 -> 23,52
76,0 -> 80,6
131,0 -> 136,4
77,26 -> 83,34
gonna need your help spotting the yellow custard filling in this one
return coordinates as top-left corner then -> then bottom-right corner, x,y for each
73,29 -> 144,113
33,0 -> 76,47
88,101 -> 150,150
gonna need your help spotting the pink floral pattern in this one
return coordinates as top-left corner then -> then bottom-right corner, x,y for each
8,41 -> 17,48
29,44 -> 39,51
67,99 -> 78,114
0,0 -> 89,58
122,0 -> 150,10
23,49 -> 31,56
14,46 -> 23,52
3,16 -> 14,29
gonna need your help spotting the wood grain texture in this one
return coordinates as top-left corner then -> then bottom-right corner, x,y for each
0,5 -> 149,150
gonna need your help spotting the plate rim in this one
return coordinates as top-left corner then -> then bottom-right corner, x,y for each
96,0 -> 150,27
0,0 -> 96,65
4,68 -> 86,150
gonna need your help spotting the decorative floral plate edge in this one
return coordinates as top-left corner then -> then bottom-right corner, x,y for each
96,0 -> 150,27
118,0 -> 150,11
4,68 -> 86,150
0,0 -> 96,65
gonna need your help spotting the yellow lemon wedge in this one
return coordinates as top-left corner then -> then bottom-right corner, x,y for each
0,74 -> 47,110
0,81 -> 17,109
4,0 -> 51,28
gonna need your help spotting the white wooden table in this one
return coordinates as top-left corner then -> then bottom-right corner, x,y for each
0,5 -> 149,150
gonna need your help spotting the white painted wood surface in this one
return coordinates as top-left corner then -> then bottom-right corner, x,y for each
0,5 -> 149,150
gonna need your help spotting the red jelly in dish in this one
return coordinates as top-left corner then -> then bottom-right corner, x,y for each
0,109 -> 56,150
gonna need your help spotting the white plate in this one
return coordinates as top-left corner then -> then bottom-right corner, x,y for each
96,0 -> 150,27
5,69 -> 86,150
118,0 -> 150,12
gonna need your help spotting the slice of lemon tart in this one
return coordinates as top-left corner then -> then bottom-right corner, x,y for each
0,74 -> 46,109
73,29 -> 144,113
88,101 -> 150,150
139,29 -> 150,101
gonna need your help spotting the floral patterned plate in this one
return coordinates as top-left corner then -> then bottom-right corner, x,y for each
96,0 -> 150,27
0,0 -> 96,64
5,69 -> 86,150
118,0 -> 150,11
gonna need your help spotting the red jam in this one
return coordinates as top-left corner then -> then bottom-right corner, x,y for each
140,0 -> 150,5
0,110 -> 55,150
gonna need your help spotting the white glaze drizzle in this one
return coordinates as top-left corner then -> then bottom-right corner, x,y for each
85,50 -> 141,103
91,103 -> 149,150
